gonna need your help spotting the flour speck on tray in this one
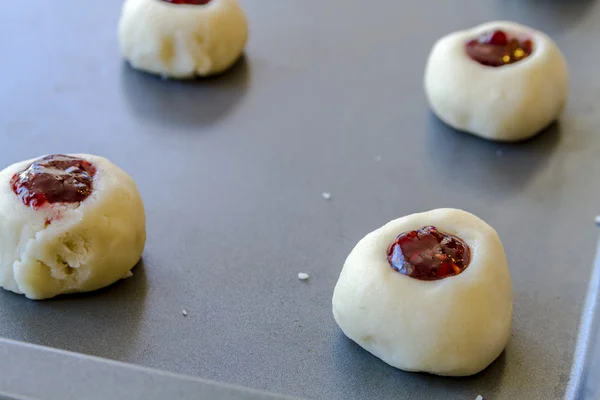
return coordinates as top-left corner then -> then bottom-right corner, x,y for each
297,272 -> 310,281
595,215 -> 600,225
322,192 -> 332,200
182,310 -> 188,317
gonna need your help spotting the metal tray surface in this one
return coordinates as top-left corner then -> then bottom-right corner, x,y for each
1,1 -> 600,399
0,338 -> 301,400
567,240 -> 600,400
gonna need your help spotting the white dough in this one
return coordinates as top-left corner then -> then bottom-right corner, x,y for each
424,21 -> 568,142
0,154 -> 146,300
332,208 -> 513,376
118,0 -> 248,79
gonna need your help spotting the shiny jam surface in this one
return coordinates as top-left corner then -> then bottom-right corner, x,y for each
466,30 -> 533,67
387,226 -> 471,281
10,155 -> 96,209
160,0 -> 212,4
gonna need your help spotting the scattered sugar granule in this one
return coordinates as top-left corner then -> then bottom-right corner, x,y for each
297,273 -> 310,281
322,192 -> 332,200
182,310 -> 188,317
475,396 -> 484,400
595,215 -> 600,225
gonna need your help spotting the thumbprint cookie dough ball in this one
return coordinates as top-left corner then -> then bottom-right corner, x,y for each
332,209 -> 513,376
0,154 -> 146,300
118,0 -> 248,78
424,21 -> 568,141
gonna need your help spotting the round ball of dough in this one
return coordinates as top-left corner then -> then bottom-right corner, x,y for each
424,21 -> 568,142
118,0 -> 248,78
0,154 -> 146,300
332,208 -> 512,376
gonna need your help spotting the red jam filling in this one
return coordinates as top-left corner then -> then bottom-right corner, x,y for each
160,0 -> 211,4
10,155 -> 96,209
466,30 -> 533,67
387,226 -> 470,281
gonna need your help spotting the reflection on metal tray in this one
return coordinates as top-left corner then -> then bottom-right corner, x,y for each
567,240 -> 600,400
0,338 -> 302,400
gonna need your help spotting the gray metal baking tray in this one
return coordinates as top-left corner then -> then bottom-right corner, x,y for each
0,338 -> 301,400
1,0 -> 600,399
567,240 -> 600,400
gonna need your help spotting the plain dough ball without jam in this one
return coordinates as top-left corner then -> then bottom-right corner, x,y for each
0,155 -> 146,300
332,208 -> 513,376
424,21 -> 568,142
118,0 -> 248,79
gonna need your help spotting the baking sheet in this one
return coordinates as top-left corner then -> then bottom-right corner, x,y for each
0,338 -> 301,400
567,239 -> 600,400
1,1 -> 600,399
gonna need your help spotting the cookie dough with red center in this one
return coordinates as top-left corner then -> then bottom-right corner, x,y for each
424,21 -> 568,142
118,0 -> 248,78
0,154 -> 146,300
332,208 -> 513,376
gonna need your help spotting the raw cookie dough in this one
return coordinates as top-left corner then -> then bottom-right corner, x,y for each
424,21 -> 568,142
332,208 -> 513,376
118,0 -> 248,78
0,154 -> 146,300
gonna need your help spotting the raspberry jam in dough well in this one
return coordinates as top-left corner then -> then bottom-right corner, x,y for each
387,226 -> 471,281
10,155 -> 97,209
160,0 -> 211,4
466,30 -> 533,67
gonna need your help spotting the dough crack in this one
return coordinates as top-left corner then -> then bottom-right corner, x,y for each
56,255 -> 76,276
